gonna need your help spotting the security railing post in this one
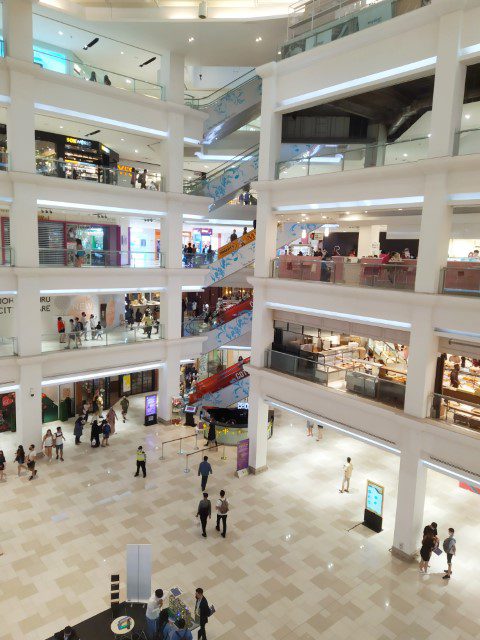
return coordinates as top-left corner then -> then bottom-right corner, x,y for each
159,442 -> 165,460
184,453 -> 190,474
221,444 -> 227,461
194,431 -> 199,451
178,437 -> 183,455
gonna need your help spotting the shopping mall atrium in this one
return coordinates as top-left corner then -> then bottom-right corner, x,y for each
1,0 -> 480,638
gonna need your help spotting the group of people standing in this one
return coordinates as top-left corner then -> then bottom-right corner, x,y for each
420,522 -> 456,579
145,587 -> 213,640
2,443 -> 42,481
57,311 -> 103,348
125,305 -> 160,337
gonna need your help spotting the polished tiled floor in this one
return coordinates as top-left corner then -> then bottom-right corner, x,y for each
0,398 -> 479,640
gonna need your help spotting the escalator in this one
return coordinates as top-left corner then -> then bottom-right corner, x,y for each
189,357 -> 250,408
185,70 -> 262,145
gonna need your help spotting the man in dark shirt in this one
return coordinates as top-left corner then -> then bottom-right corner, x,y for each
196,492 -> 211,538
194,588 -> 210,640
198,456 -> 213,491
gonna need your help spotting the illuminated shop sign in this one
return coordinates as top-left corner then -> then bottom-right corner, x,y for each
66,137 -> 92,147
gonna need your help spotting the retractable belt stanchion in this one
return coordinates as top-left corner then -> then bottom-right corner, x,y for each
159,433 -> 198,460
184,447 -> 212,474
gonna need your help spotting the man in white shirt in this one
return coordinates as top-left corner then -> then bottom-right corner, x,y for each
145,588 -> 163,639
27,444 -> 37,481
340,457 -> 353,493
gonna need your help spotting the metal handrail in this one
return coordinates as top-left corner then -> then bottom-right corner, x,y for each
184,144 -> 259,193
159,432 -> 199,460
184,69 -> 257,107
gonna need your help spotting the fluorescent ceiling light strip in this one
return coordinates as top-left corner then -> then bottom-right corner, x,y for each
0,384 -> 19,393
280,57 -> 437,107
460,43 -> 480,57
267,399 -> 400,454
421,460 -> 480,488
0,95 -> 11,104
0,290 -> 17,295
37,200 -> 166,216
220,346 -> 252,350
34,103 -> 168,138
434,328 -> 480,341
276,196 -> 423,212
206,219 -> 255,226
184,137 -> 201,145
180,359 -> 196,364
449,193 -> 480,202
183,214 -> 205,219
42,361 -> 165,386
40,287 -> 166,294
266,302 -> 411,330
182,286 -> 204,292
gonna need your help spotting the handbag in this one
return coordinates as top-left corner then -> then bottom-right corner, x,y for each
433,547 -> 442,556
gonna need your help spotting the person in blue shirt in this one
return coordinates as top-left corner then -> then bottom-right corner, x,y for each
171,618 -> 192,640
198,456 -> 212,491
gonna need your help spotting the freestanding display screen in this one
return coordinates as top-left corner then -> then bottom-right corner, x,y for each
144,394 -> 157,426
364,480 -> 384,532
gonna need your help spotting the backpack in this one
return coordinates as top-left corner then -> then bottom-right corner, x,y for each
219,498 -> 229,514
442,537 -> 455,554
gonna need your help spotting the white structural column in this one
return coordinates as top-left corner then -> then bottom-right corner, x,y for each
17,364 -> 43,448
428,11 -> 465,158
158,53 -> 185,104
158,276 -> 182,422
404,306 -> 438,418
3,0 -> 33,62
162,212 -> 184,269
16,276 -> 42,356
415,173 -> 452,293
392,432 -> 427,560
160,279 -> 183,341
357,224 -> 382,258
257,62 -> 282,182
254,191 -> 278,278
157,344 -> 182,423
10,184 -> 39,268
160,114 -> 184,193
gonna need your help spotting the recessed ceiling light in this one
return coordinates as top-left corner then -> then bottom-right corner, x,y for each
59,125 -> 63,129
346,211 -> 350,214
402,153 -> 408,157
126,78 -> 132,84
465,114 -> 471,119
277,50 -> 281,55
255,37 -> 262,43
134,149 -> 138,153
188,37 -> 195,43
427,133 -> 431,138
121,51 -> 125,55
322,216 -> 326,219
398,208 -> 403,211
58,30 -> 63,36
120,138 -> 125,141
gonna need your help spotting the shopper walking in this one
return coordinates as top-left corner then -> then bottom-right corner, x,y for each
14,445 -> 27,476
340,457 -> 353,493
54,427 -> 65,461
120,395 -> 129,422
145,588 -> 163,640
138,168 -> 148,189
65,319 -> 77,350
144,313 -> 153,338
57,316 -> 66,343
442,528 -> 456,579
130,167 -> 137,188
419,528 -> 436,573
101,418 -> 111,446
134,446 -> 147,477
42,429 -> 54,462
0,450 -> 6,481
206,419 -> 218,450
196,492 -> 211,538
306,420 -> 313,437
198,456 -> 212,491
26,444 -> 37,480
74,416 -> 84,445
230,229 -> 238,242
107,406 -> 118,435
194,588 -> 211,640
215,489 -> 229,538
80,312 -> 88,340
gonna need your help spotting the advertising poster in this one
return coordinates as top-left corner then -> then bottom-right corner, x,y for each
365,480 -> 384,517
459,481 -> 480,495
123,374 -> 131,393
145,394 -> 157,417
236,439 -> 249,471
59,383 -> 75,421
42,385 -> 59,423
0,392 -> 16,432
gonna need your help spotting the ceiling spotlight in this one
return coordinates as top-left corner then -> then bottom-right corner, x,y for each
58,30 -> 64,36
465,114 -> 471,119
59,125 -> 63,129
125,78 -> 132,84
277,50 -> 281,55
120,138 -> 125,141
188,37 -> 195,43
140,56 -> 157,68
121,51 -> 125,55
134,149 -> 139,153
402,153 -> 408,157
255,37 -> 263,43
83,37 -> 99,50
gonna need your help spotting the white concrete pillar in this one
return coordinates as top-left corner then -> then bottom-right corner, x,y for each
158,52 -> 185,104
247,372 -> 269,473
17,363 -> 43,449
160,113 -> 184,193
7,71 -> 36,174
258,63 -> 282,181
160,279 -> 183,340
157,344 -> 181,423
428,11 -> 465,158
392,434 -> 427,560
3,0 -> 33,63
248,282 -> 274,369
161,214 -> 183,269
404,306 -> 438,418
254,191 -> 278,278
16,276 -> 42,356
9,183 -> 39,267
357,224 -> 382,258
415,173 -> 452,293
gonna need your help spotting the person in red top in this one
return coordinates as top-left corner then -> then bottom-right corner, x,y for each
57,316 -> 66,344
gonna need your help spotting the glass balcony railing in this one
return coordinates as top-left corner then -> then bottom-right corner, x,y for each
0,247 -> 14,266
279,0 -> 431,60
35,158 -> 164,191
455,128 -> 480,156
35,50 -> 165,100
0,337 -> 17,357
38,248 -> 165,268
430,392 -> 480,434
182,253 -> 215,268
272,257 -> 416,290
276,136 -> 430,179
42,324 -> 164,353
440,264 -> 480,297
265,348 -> 406,409
184,69 -> 257,109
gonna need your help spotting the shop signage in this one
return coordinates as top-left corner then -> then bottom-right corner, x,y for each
123,374 -> 131,393
193,227 -> 213,236
66,137 -> 92,147
236,438 -> 249,471
218,229 -> 256,260
144,393 -> 157,426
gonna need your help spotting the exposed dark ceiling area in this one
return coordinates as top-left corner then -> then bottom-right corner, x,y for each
282,63 -> 480,144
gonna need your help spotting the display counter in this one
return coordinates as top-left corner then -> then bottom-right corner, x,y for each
346,369 -> 377,399
358,258 -> 417,289
443,260 -> 480,294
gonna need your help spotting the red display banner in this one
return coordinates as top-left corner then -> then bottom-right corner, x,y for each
217,297 -> 253,325
459,481 -> 480,495
190,358 -> 250,403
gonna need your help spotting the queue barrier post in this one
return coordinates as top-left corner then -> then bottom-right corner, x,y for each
194,431 -> 199,451
178,437 -> 183,455
159,442 -> 165,460
221,443 -> 227,461
184,453 -> 190,474
158,433 -> 198,460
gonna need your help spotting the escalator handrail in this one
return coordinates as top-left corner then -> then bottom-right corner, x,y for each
183,144 -> 259,192
185,69 -> 259,108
